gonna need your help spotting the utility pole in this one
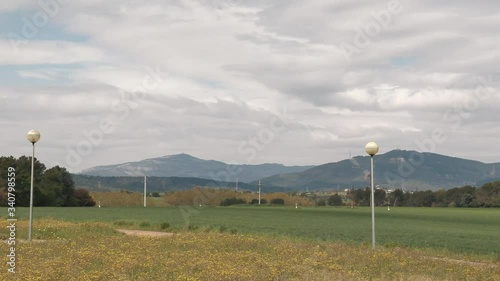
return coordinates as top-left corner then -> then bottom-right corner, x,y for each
143,176 -> 147,207
258,180 -> 262,205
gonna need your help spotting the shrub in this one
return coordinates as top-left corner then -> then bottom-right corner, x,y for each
220,197 -> 246,206
270,198 -> 285,205
160,222 -> 170,229
139,221 -> 151,228
250,198 -> 267,205
114,220 -> 133,226
72,188 -> 96,207
187,224 -> 198,231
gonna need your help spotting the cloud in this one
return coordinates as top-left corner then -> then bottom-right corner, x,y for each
1,0 -> 499,172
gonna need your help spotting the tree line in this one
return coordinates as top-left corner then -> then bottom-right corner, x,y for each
347,181 -> 500,207
0,156 -> 95,207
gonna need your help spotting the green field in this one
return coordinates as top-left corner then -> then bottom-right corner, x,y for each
9,206 -> 500,257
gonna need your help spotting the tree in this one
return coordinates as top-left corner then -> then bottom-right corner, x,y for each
0,156 -> 93,207
389,189 -> 405,206
374,189 -> 386,206
412,190 -> 436,207
474,181 -> 500,207
445,185 -> 476,207
328,193 -> 343,206
0,156 -> 45,206
352,187 -> 371,206
41,166 -> 76,206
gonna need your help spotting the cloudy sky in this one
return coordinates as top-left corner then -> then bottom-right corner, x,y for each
1,0 -> 499,172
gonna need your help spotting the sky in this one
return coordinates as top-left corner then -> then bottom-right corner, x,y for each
1,0 -> 499,173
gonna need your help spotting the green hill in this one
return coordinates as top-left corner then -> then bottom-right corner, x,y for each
80,153 -> 313,183
257,150 -> 500,190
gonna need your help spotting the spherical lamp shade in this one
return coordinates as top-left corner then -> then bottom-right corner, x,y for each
365,142 -> 379,156
27,130 -> 41,144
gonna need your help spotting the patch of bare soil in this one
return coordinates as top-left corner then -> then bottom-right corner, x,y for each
426,256 -> 499,268
116,229 -> 175,237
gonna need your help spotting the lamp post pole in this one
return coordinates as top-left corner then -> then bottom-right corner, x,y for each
144,176 -> 147,208
27,130 -> 41,241
370,155 -> 375,248
365,142 -> 379,249
258,180 -> 261,205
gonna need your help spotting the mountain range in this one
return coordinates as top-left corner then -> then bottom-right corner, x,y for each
80,153 -> 313,183
257,150 -> 500,190
77,150 -> 500,191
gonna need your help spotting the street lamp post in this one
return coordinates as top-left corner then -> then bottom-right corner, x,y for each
258,180 -> 262,205
365,141 -> 379,249
27,130 -> 41,241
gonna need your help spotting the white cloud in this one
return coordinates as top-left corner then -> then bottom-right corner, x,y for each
1,0 -> 499,171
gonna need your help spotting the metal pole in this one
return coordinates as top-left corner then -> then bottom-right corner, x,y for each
144,176 -> 147,207
370,155 -> 375,249
28,143 -> 35,241
258,180 -> 261,205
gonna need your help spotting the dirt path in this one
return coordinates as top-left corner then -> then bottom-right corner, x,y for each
116,229 -> 175,237
426,256 -> 499,268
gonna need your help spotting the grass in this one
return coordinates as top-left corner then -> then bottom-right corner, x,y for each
6,206 -> 500,258
0,219 -> 498,281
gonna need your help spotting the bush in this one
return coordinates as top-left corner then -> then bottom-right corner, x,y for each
270,198 -> 285,205
160,222 -> 170,229
187,224 -> 198,231
139,221 -> 151,228
114,220 -> 133,226
250,198 -> 267,205
73,188 -> 96,207
220,197 -> 246,206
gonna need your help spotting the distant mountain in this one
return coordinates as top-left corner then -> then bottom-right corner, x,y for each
80,153 -> 314,183
257,150 -> 500,190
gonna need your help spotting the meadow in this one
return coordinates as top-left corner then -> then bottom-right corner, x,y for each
7,206 -> 500,258
1,218 -> 498,280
